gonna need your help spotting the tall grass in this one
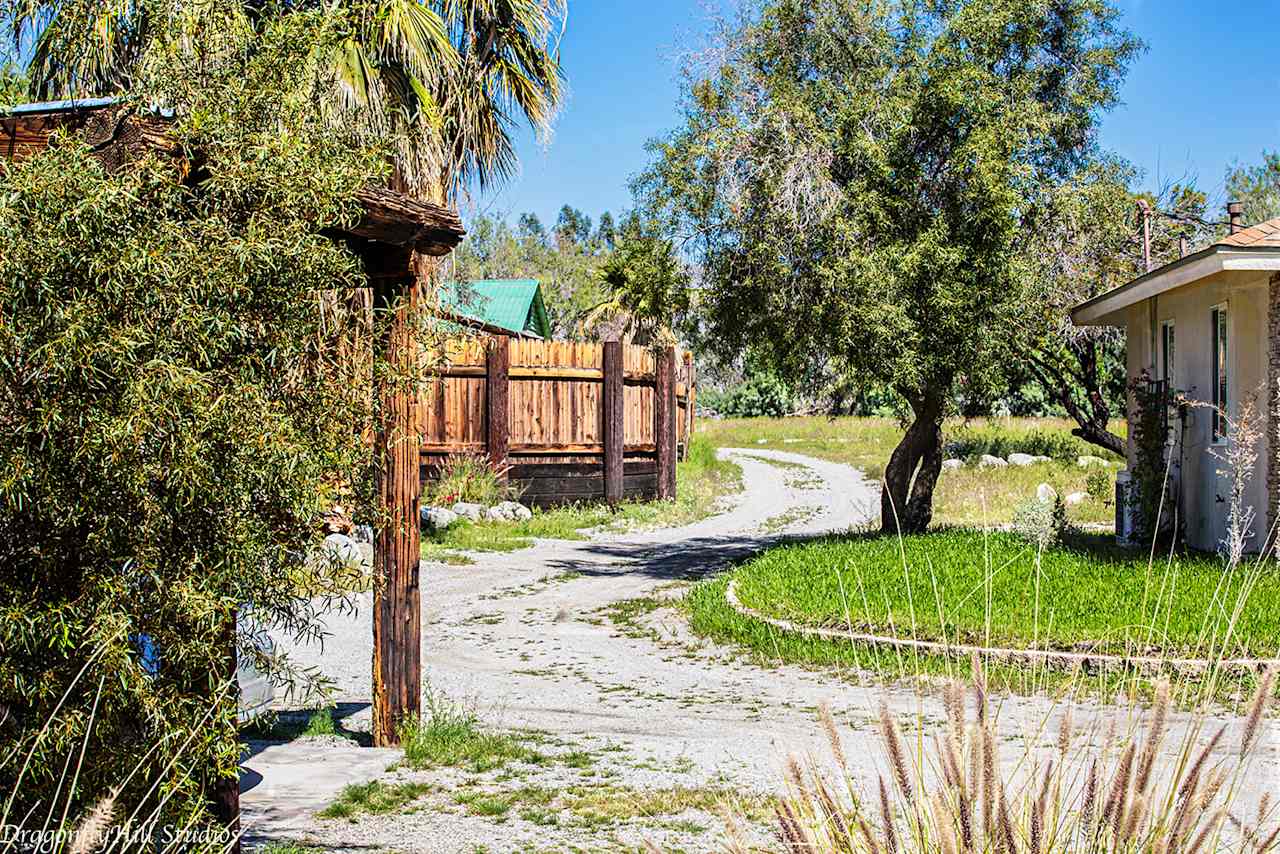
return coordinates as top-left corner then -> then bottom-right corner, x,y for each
715,659 -> 1278,854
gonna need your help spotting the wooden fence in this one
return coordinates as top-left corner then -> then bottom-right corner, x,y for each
420,337 -> 696,507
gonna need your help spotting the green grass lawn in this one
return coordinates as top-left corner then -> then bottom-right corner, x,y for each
696,415 -> 1124,527
688,530 -> 1280,663
421,436 -> 742,562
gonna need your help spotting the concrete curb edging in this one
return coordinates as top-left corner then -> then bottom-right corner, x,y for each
723,579 -> 1279,676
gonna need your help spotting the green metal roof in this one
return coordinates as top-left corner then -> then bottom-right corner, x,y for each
440,279 -> 552,339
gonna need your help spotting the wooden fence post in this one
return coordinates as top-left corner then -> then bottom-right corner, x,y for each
655,346 -> 677,500
603,340 -> 624,505
487,336 -> 510,474
681,351 -> 694,461
370,248 -> 422,748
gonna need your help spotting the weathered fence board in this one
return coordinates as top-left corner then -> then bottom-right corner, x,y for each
420,336 -> 693,507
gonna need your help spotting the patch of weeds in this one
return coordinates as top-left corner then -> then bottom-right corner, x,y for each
599,596 -> 665,640
253,844 -> 323,854
561,749 -> 596,769
317,780 -> 433,820
757,504 -> 821,533
454,791 -> 514,817
398,691 -> 545,772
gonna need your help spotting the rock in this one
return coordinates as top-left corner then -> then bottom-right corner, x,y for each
451,502 -> 484,522
421,507 -> 458,531
321,533 -> 361,568
1008,453 -> 1039,467
1036,483 -> 1057,503
1033,455 -> 1051,463
978,454 -> 1008,468
1077,455 -> 1111,469
755,438 -> 769,444
351,524 -> 374,544
941,458 -> 964,471
486,501 -> 532,522
1064,491 -> 1088,506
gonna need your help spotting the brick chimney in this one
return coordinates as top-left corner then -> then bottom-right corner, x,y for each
1228,201 -> 1245,234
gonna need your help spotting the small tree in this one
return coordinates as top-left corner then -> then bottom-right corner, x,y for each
0,9 -> 385,841
640,0 -> 1140,532
1019,162 -> 1211,456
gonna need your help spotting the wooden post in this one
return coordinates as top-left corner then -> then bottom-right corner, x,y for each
603,340 -> 624,506
686,355 -> 697,459
681,351 -> 694,462
655,346 -> 677,500
487,336 -> 510,474
370,247 -> 422,748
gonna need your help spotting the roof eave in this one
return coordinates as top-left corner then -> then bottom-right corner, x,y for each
1070,245 -> 1280,326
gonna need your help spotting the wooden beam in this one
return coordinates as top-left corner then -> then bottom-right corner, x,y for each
603,340 -> 624,506
487,337 -> 510,473
681,351 -> 695,462
369,246 -> 422,747
655,346 -> 677,500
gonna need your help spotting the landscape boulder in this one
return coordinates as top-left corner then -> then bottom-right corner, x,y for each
486,501 -> 533,522
1064,492 -> 1088,506
978,454 -> 1008,468
1077,455 -> 1111,469
1036,483 -> 1057,503
451,502 -> 485,522
941,458 -> 964,471
422,507 -> 458,531
1008,453 -> 1039,467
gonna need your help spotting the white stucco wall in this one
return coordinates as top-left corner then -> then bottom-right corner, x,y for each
1124,270 -> 1271,552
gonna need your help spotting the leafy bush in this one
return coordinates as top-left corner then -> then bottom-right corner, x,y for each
705,371 -> 794,418
425,453 -> 512,506
1086,467 -> 1114,504
0,11 -> 384,840
1011,495 -> 1069,549
947,425 -> 1107,461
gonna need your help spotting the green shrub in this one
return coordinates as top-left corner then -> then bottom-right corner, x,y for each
705,371 -> 793,418
398,690 -> 542,772
425,453 -> 512,506
1011,495 -> 1069,549
0,12 -> 386,840
947,426 -> 1106,461
1086,467 -> 1115,504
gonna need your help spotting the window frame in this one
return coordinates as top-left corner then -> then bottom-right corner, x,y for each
1211,303 -> 1229,444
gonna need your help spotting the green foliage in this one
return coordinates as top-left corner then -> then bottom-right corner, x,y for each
397,690 -> 543,772
1011,495 -> 1069,550
1086,467 -> 1115,505
590,212 -> 690,344
640,0 -> 1140,529
1129,376 -> 1173,543
425,453 -> 512,506
946,427 -> 1109,462
0,10 -> 384,838
703,370 -> 793,418
1226,151 -> 1280,226
0,59 -> 27,105
445,210 -> 608,338
318,780 -> 434,820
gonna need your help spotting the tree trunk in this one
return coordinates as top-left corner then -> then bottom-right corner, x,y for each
880,390 -> 946,535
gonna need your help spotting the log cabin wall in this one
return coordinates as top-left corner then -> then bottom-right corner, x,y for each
420,337 -> 694,507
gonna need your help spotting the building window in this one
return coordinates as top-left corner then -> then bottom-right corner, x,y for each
1161,319 -> 1175,386
1211,304 -> 1228,443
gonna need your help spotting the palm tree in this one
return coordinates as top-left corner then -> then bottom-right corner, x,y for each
6,0 -> 564,205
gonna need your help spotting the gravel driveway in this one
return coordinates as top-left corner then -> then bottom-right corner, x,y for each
243,448 -> 1278,853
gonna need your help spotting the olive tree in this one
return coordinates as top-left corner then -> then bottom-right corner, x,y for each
640,0 -> 1140,532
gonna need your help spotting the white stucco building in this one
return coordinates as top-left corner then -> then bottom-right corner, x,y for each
1071,211 -> 1280,552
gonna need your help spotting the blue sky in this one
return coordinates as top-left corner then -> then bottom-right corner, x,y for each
478,0 -> 1279,231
